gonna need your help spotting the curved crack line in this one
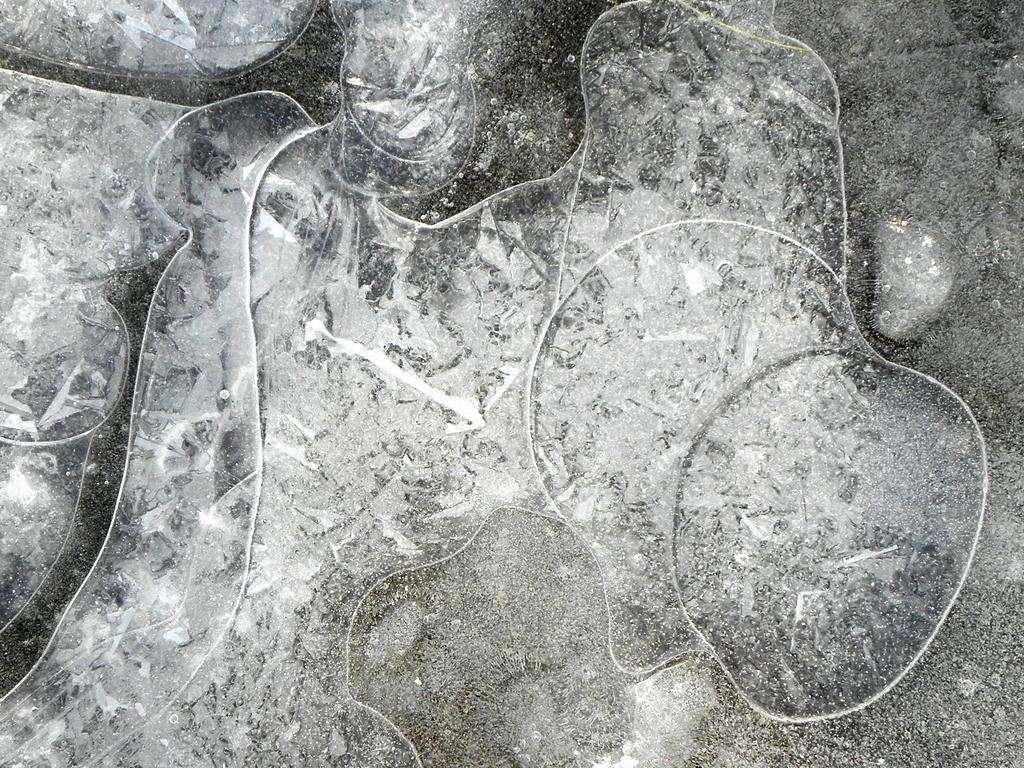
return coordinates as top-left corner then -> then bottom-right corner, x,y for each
0,0 -> 320,80
75,96 -> 317,768
343,504 -> 673,765
0,301 -> 134,448
668,361 -> 988,723
0,93 -> 313,768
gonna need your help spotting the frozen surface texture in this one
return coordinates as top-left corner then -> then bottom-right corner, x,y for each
0,92 -> 310,765
547,0 -> 848,669
536,221 -> 985,720
0,0 -> 999,763
329,0 -> 483,195
564,0 -> 846,280
349,509 -> 632,767
349,508 -> 719,767
0,0 -> 318,78
775,0 -> 1016,346
0,69 -> 184,631
246,0 -> 851,701
242,0 -> 978,743
0,70 -> 182,443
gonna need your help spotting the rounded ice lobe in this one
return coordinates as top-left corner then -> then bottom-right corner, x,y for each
675,349 -> 985,719
348,509 -> 632,767
0,72 -> 184,443
534,220 -> 985,720
328,0 -> 483,196
871,220 -> 958,341
0,0 -> 318,78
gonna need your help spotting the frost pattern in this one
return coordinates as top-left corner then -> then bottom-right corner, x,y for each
328,0 -> 484,196
0,0 -> 317,78
349,508 -> 718,767
0,92 -> 310,765
244,7 -> 850,726
0,0 -> 990,762
535,221 -> 984,719
0,69 -> 184,631
236,0 -> 961,745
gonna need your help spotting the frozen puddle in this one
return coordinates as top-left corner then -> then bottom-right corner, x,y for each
0,0 -> 991,763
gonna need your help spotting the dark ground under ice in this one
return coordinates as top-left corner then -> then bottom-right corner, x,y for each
1,0 -> 1022,765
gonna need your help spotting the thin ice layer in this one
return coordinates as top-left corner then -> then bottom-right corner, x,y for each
328,0 -> 482,196
0,93 -> 311,766
0,0 -> 317,78
349,508 -> 718,767
775,0 -> 1024,478
562,0 -> 846,284
547,0 -> 847,669
0,69 -> 184,632
0,1 -> 576,760
534,220 -> 985,719
339,0 -> 609,221
221,141 -> 578,766
0,70 -> 184,443
349,508 -> 631,767
191,13 -> 578,763
678,348 -> 983,718
236,14 -> 848,741
0,0 -> 977,758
